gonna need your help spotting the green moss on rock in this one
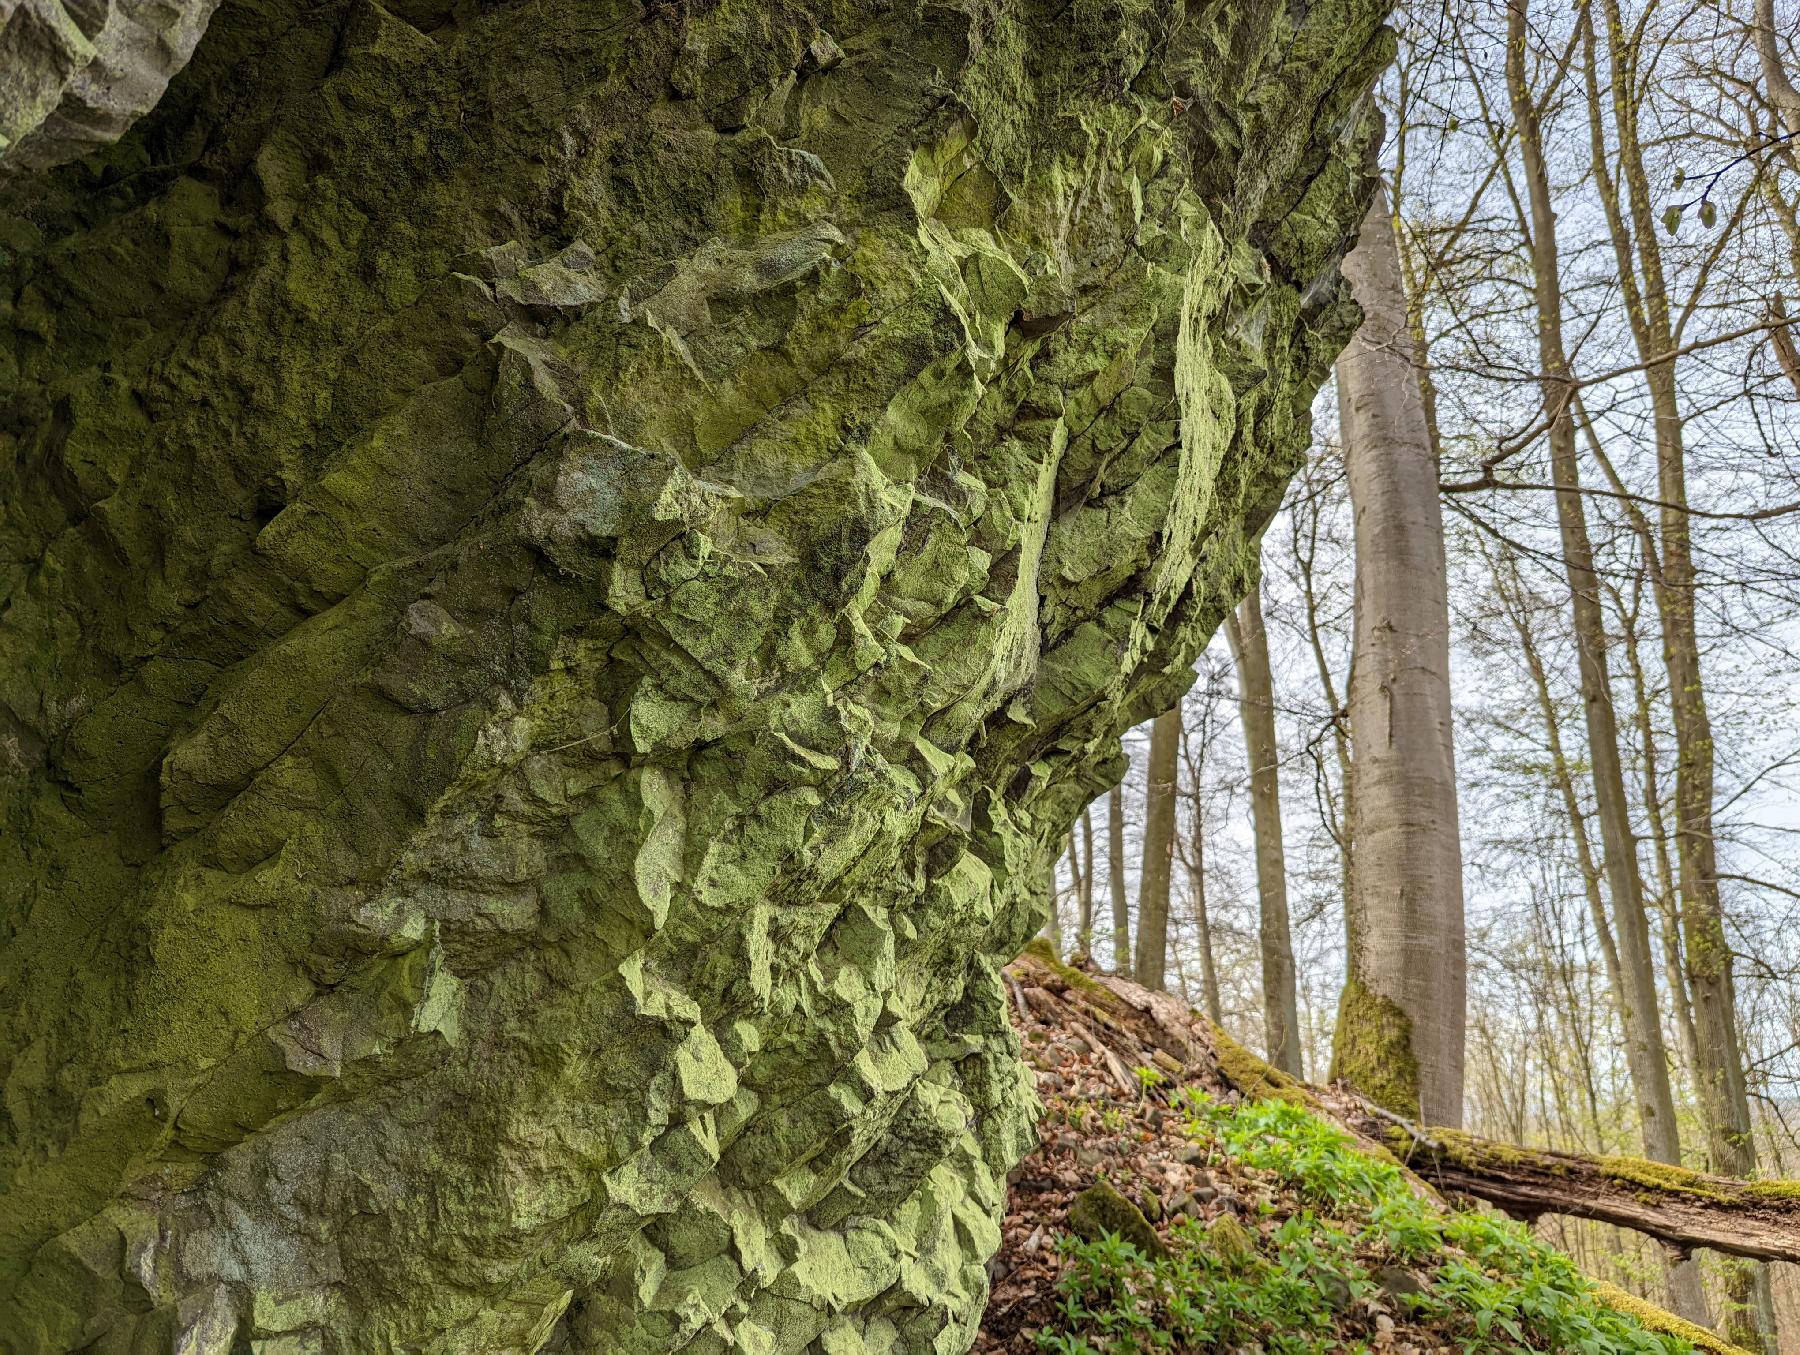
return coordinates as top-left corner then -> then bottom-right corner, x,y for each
1201,1213 -> 1256,1266
0,0 -> 1392,1350
1593,1281 -> 1753,1355
1068,1181 -> 1167,1259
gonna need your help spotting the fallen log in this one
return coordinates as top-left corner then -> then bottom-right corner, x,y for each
1149,978 -> 1800,1270
1334,1105 -> 1800,1266
1016,942 -> 1800,1263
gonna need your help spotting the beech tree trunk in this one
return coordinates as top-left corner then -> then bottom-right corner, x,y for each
1135,708 -> 1182,994
1224,584 -> 1302,1075
1756,0 -> 1800,139
1333,182 -> 1467,1129
1076,807 -> 1097,962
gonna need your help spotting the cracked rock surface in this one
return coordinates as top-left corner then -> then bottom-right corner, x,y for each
0,1 -> 1390,1350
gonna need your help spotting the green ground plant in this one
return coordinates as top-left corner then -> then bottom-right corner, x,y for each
1034,1097 -> 1703,1355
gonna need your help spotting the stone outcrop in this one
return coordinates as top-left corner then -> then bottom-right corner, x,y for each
0,0 -> 222,176
0,1 -> 1391,1350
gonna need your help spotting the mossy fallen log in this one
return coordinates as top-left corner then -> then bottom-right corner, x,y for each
1175,977 -> 1800,1272
1593,1280 -> 1753,1355
1345,1111 -> 1800,1266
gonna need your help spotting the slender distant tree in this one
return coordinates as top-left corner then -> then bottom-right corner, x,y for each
1286,447 -> 1355,909
1224,582 -> 1302,1075
1109,784 -> 1131,975
1177,693 -> 1226,1026
1043,840 -> 1066,955
1075,807 -> 1097,962
1135,708 -> 1181,992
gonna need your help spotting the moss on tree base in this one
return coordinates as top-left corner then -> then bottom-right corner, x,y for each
1329,976 -> 1423,1118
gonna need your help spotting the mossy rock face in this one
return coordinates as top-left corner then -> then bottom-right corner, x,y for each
1069,1182 -> 1168,1259
0,0 -> 1391,1349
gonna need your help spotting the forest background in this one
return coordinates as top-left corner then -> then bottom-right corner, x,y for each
1043,0 -> 1800,1345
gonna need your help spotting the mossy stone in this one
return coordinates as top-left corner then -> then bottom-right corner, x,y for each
1068,1181 -> 1168,1259
1202,1212 -> 1257,1267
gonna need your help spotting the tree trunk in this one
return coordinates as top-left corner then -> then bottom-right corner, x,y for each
1755,0 -> 1800,139
1076,806 -> 1097,962
1587,0 -> 1776,1337
1110,783 -> 1132,977
1224,585 -> 1302,1076
1511,13 -> 1706,1319
1347,1105 -> 1800,1268
1135,708 -> 1182,994
1486,543 -> 1627,1005
1289,468 -> 1355,907
0,1 -> 1396,1347
1610,560 -> 1704,1086
1332,183 -> 1468,1129
1178,686 -> 1226,1026
1188,806 -> 1225,1027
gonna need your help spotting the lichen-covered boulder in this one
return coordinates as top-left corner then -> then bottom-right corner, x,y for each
0,1 -> 1390,1350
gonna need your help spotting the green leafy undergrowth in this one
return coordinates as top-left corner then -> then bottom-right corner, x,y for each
1035,1096 -> 1701,1355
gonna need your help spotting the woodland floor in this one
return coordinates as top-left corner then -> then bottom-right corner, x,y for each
972,946 -> 1730,1355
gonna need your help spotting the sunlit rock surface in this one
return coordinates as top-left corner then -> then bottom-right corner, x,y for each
0,1 -> 1390,1349
0,0 -> 221,176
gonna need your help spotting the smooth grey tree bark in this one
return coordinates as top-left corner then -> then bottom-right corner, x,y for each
1333,181 -> 1467,1128
1755,0 -> 1800,138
